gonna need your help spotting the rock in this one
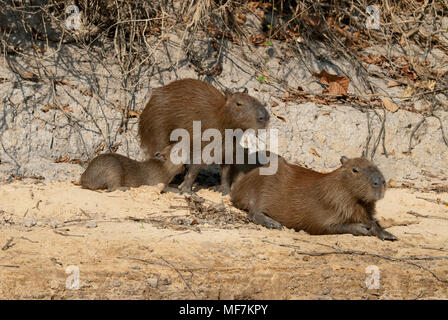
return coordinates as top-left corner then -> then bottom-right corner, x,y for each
49,280 -> 59,290
146,277 -> 159,288
256,254 -> 267,260
160,276 -> 171,286
387,179 -> 399,188
24,218 -> 36,228
49,221 -> 58,229
85,221 -> 97,228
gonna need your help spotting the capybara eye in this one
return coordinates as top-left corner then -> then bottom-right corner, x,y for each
236,102 -> 242,107
352,168 -> 359,173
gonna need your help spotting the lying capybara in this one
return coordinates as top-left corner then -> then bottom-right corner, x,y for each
138,79 -> 270,193
231,156 -> 397,241
80,145 -> 183,191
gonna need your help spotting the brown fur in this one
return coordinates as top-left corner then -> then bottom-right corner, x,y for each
80,145 -> 183,191
138,79 -> 269,192
231,156 -> 397,241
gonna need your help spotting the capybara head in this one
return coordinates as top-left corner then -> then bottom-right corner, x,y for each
339,156 -> 386,202
153,144 -> 175,162
223,92 -> 270,130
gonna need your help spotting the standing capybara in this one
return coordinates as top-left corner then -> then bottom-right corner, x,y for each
231,156 -> 397,241
80,145 -> 183,191
138,79 -> 270,193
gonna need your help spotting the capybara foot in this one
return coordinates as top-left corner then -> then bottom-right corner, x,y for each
375,228 -> 398,241
251,211 -> 283,230
178,181 -> 193,194
217,184 -> 230,195
339,223 -> 374,236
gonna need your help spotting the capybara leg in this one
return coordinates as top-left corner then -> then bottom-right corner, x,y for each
327,223 -> 374,236
219,164 -> 231,195
106,181 -> 122,192
371,219 -> 398,241
248,201 -> 282,230
178,164 -> 201,193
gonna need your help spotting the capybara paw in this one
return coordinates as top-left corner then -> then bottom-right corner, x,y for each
377,229 -> 398,241
155,183 -> 166,193
351,223 -> 373,236
255,216 -> 283,230
265,220 -> 283,230
217,184 -> 230,195
178,182 -> 193,194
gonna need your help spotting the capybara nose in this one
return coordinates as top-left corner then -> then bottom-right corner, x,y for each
372,176 -> 384,188
257,108 -> 269,123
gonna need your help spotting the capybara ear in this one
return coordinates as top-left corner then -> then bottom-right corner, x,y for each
223,88 -> 233,97
340,156 -> 349,165
154,151 -> 167,162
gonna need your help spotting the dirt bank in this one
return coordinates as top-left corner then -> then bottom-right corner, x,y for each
1,181 -> 447,299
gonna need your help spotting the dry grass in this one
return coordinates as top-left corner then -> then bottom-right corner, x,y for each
0,0 -> 447,155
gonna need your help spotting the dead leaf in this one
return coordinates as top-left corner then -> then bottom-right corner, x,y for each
387,80 -> 402,88
310,148 -> 321,157
249,33 -> 266,46
41,105 -> 54,112
55,157 -> 69,163
312,70 -> 350,95
235,9 -> 246,24
416,80 -> 436,91
270,100 -> 279,107
401,86 -> 415,100
271,110 -> 286,122
247,2 -> 265,19
57,79 -> 77,89
17,71 -> 39,82
32,44 -> 46,53
381,97 -> 399,113
79,88 -> 93,97
62,106 -> 73,113
128,110 -> 141,118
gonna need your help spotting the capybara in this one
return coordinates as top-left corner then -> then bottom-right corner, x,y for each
138,79 -> 270,193
231,156 -> 397,241
80,145 -> 183,191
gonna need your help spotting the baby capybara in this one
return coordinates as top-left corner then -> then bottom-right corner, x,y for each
138,79 -> 270,193
80,145 -> 183,191
231,156 -> 397,241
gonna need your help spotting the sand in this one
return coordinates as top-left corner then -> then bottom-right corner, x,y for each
0,180 -> 447,299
